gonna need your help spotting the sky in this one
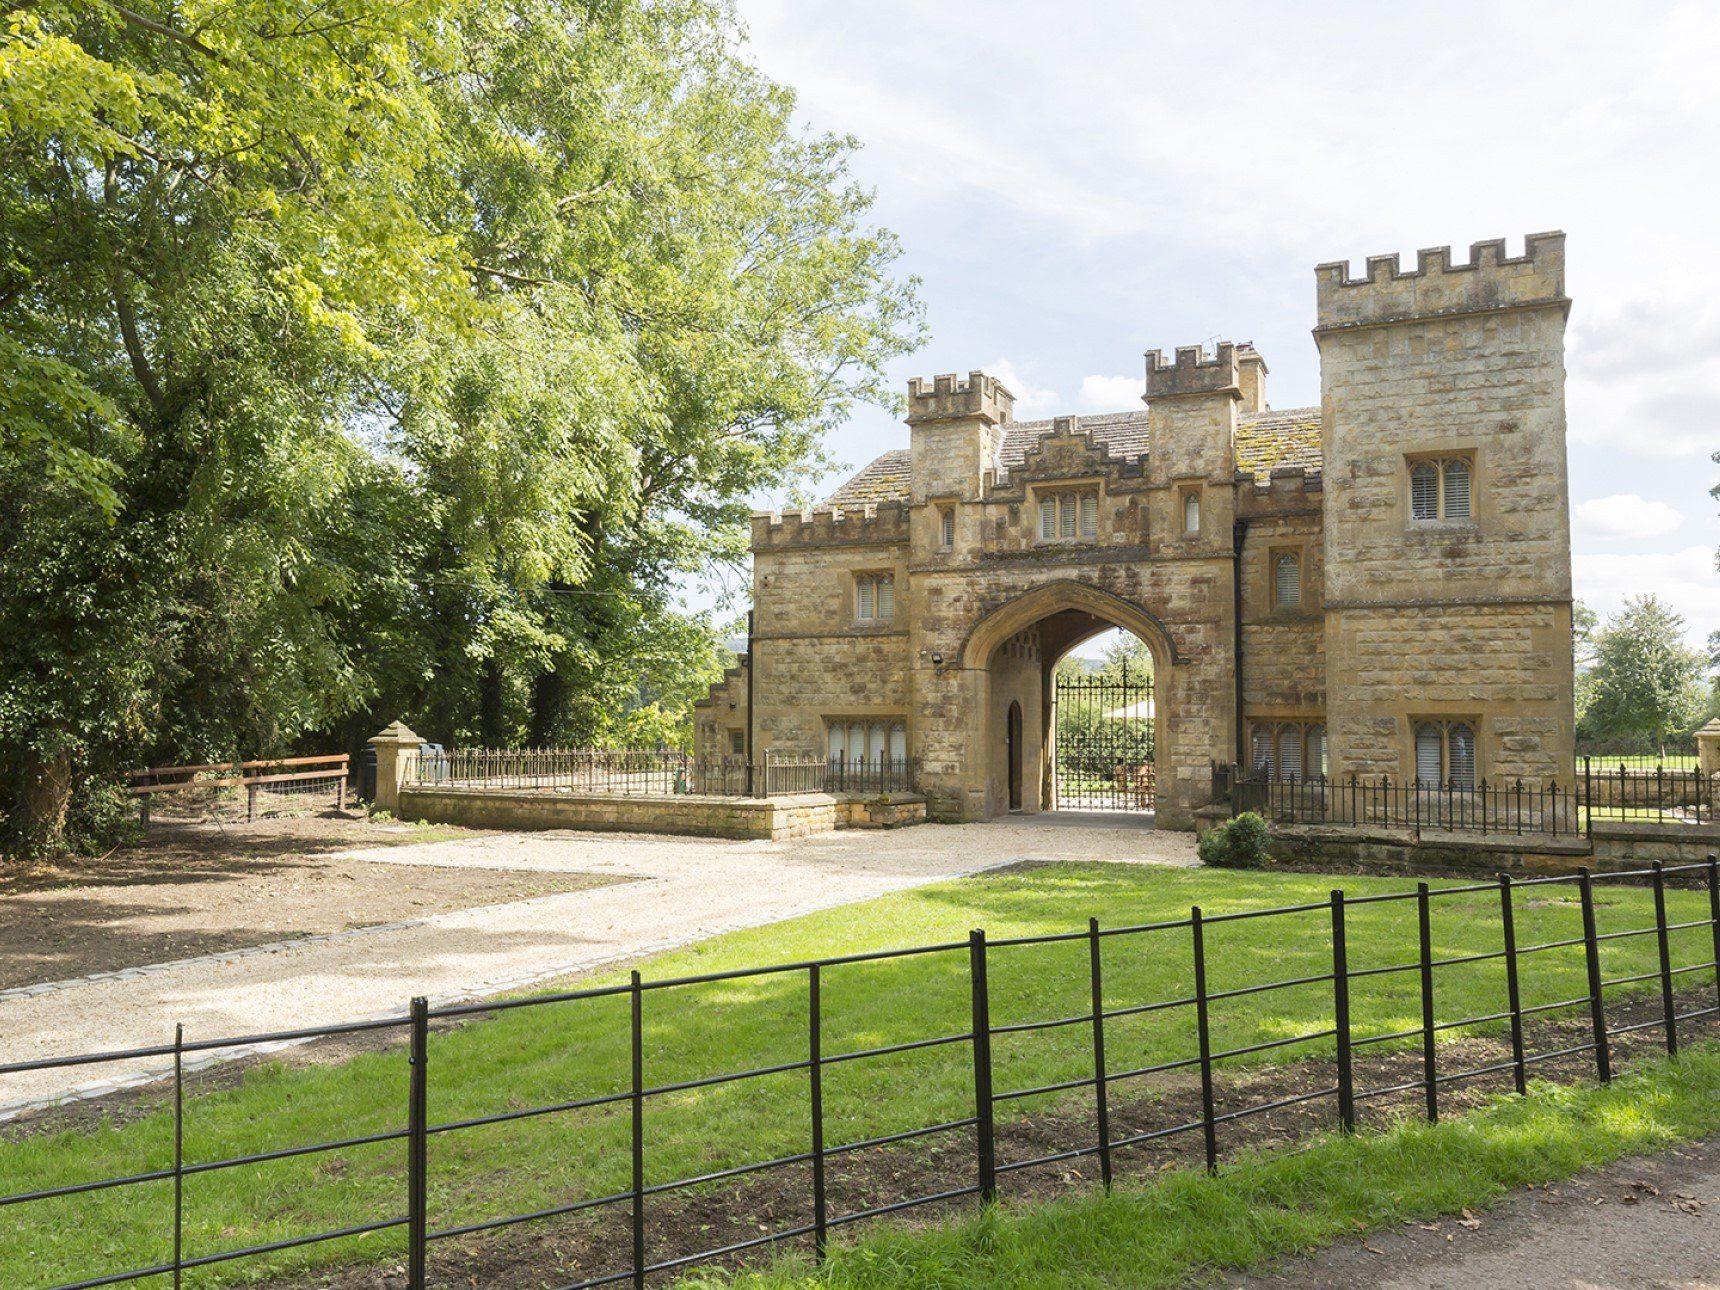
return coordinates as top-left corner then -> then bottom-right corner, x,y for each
698,0 -> 1718,652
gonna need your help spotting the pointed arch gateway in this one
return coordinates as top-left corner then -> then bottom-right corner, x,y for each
947,580 -> 1195,824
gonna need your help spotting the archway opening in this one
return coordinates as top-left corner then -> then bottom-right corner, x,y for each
959,580 -> 1180,824
1051,626 -> 1155,813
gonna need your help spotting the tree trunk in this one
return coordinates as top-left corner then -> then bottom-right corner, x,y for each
527,665 -> 567,748
14,752 -> 75,858
478,660 -> 507,750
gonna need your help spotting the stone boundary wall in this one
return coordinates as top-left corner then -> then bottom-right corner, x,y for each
1266,820 -> 1719,878
834,793 -> 927,829
399,787 -> 838,841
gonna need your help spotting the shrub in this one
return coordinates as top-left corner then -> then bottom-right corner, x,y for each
62,776 -> 143,856
1196,811 -> 1273,868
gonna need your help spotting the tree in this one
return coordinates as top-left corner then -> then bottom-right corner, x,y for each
1582,596 -> 1706,752
0,0 -> 919,854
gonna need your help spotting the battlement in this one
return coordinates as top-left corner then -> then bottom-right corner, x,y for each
1315,231 -> 1566,331
751,500 -> 911,550
1144,343 -> 1240,400
1236,465 -> 1324,516
905,371 -> 1015,426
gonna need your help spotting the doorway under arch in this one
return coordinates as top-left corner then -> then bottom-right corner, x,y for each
960,581 -> 1179,821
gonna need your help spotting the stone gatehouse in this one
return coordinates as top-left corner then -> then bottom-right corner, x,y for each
696,233 -> 1576,829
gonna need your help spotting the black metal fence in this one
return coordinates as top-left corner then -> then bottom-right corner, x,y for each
823,755 -> 921,795
413,748 -> 830,799
8,858 -> 1720,1289
1227,756 -> 1712,838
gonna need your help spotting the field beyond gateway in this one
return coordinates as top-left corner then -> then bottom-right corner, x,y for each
4,861 -> 1718,1288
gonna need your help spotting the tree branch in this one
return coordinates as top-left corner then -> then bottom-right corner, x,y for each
105,1 -> 223,60
104,159 -> 167,415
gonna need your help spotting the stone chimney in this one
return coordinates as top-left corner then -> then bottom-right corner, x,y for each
1236,343 -> 1268,413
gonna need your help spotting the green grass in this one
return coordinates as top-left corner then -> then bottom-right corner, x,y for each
3,863 -> 1714,1286
1584,754 -> 1698,771
704,1046 -> 1720,1289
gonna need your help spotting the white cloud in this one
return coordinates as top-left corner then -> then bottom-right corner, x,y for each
1077,374 -> 1143,412
1573,546 -> 1720,649
985,358 -> 1060,418
1574,493 -> 1685,540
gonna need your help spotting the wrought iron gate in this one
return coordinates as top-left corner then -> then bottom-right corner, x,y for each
1053,666 -> 1156,811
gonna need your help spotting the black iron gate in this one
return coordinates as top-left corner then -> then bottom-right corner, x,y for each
1053,666 -> 1156,811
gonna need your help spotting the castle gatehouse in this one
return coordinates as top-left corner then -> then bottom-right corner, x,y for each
697,234 -> 1576,829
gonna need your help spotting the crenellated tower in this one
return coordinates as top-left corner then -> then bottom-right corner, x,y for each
1317,232 -> 1574,784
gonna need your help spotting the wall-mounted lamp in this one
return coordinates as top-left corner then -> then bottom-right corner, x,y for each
930,651 -> 944,666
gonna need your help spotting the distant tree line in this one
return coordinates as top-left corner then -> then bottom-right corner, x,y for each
1575,596 -> 1715,755
0,1 -> 921,855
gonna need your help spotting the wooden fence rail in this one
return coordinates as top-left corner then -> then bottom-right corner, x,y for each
126,754 -> 349,822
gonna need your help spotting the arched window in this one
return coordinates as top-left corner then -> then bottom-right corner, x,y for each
1442,459 -> 1471,519
1250,725 -> 1274,774
939,508 -> 956,548
1306,725 -> 1327,778
1183,489 -> 1201,534
1410,462 -> 1439,521
1410,456 -> 1475,522
1448,722 -> 1476,790
1273,552 -> 1301,607
888,722 -> 907,765
1276,727 -> 1304,781
1412,720 -> 1479,789
1414,723 -> 1443,785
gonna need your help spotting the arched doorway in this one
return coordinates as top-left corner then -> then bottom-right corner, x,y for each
957,581 -> 1184,823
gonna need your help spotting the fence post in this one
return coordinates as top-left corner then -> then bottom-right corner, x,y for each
407,996 -> 428,1290
1577,869 -> 1612,1083
1087,918 -> 1112,1189
808,964 -> 827,1261
1652,862 -> 1678,1056
968,929 -> 996,1205
173,1023 -> 184,1289
1709,854 -> 1720,1010
1583,757 -> 1594,845
630,971 -> 646,1288
1498,874 -> 1528,1095
1331,891 -> 1355,1132
1191,906 -> 1218,1171
1416,882 -> 1437,1122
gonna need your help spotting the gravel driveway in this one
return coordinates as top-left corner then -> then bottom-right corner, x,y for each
1,815 -> 1193,1116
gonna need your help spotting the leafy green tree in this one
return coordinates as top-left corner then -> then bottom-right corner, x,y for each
1582,596 -> 1706,753
0,0 -> 918,854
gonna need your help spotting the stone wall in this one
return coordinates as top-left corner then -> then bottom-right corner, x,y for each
399,787 -> 838,841
1267,820 -> 1719,878
833,793 -> 927,829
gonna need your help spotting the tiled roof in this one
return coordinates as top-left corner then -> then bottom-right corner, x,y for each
1234,407 -> 1322,478
999,410 -> 1152,468
823,449 -> 911,505
820,407 -> 1323,505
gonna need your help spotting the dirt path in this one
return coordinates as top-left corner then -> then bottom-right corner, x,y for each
0,817 -> 621,988
0,816 -> 1194,1117
1237,1137 -> 1720,1289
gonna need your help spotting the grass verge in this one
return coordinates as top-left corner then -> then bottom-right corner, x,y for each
702,1046 -> 1720,1288
2,862 -> 1715,1285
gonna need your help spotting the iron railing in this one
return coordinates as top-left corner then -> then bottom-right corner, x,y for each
8,857 -> 1720,1289
1229,757 -> 1711,838
412,748 -> 828,799
823,755 -> 921,795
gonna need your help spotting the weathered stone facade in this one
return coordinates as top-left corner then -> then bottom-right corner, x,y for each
696,234 -> 1576,830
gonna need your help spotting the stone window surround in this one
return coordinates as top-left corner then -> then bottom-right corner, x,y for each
1248,718 -> 1327,781
1032,483 -> 1101,544
1410,715 -> 1481,789
1177,482 -> 1203,536
1405,450 -> 1477,527
1267,544 -> 1306,611
853,569 -> 896,623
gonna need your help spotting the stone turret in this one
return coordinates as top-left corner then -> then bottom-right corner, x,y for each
906,371 -> 1014,505
1143,344 -> 1239,534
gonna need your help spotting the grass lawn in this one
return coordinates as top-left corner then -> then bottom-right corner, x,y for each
4,862 -> 1716,1286
706,1046 -> 1720,1289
